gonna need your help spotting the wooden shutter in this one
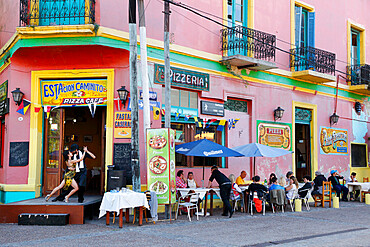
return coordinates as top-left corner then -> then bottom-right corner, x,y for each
295,6 -> 302,48
307,12 -> 315,48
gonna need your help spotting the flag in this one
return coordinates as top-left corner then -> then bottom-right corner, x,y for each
88,103 -> 97,118
217,119 -> 227,131
34,107 -> 41,114
153,107 -> 160,120
16,100 -> 31,115
206,119 -> 217,129
233,118 -> 240,128
175,112 -> 180,121
161,108 -> 165,116
43,106 -> 51,119
194,117 -> 202,128
184,115 -> 190,121
228,119 -> 234,130
114,98 -> 121,111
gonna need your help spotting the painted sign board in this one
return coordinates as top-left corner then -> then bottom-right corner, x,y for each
146,128 -> 176,204
201,100 -> 224,117
154,64 -> 210,91
114,112 -> 132,139
127,98 -> 161,111
41,79 -> 107,106
257,121 -> 292,150
320,127 -> 348,155
0,80 -> 8,102
139,90 -> 157,101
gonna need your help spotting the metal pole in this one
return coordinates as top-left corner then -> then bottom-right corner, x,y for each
164,0 -> 171,128
129,0 -> 141,192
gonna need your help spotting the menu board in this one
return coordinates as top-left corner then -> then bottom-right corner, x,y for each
146,128 -> 176,204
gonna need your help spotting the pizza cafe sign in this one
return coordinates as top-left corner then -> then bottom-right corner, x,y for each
41,79 -> 107,106
257,121 -> 292,150
154,64 -> 209,91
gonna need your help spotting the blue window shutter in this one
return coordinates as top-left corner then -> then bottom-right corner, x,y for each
295,6 -> 302,48
308,12 -> 315,48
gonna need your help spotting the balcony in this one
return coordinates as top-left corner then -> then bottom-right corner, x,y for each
290,46 -> 336,83
20,0 -> 95,27
220,25 -> 277,71
347,64 -> 370,94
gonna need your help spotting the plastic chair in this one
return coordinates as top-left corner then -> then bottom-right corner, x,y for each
175,192 -> 200,221
363,177 -> 369,182
287,189 -> 299,212
314,181 -> 332,208
361,178 -> 369,202
270,189 -> 286,213
299,186 -> 314,211
248,190 -> 267,216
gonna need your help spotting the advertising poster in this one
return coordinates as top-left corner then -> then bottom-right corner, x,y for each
257,121 -> 292,150
114,111 -> 131,139
147,128 -> 176,204
320,127 -> 348,155
41,79 -> 107,106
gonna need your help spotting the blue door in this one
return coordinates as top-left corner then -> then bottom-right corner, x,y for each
227,0 -> 248,56
39,0 -> 85,26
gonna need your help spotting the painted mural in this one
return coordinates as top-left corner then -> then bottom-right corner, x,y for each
257,121 -> 292,150
320,127 -> 348,155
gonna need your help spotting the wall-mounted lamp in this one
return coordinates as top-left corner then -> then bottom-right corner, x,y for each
117,86 -> 129,107
274,107 -> 285,121
11,88 -> 24,105
330,113 -> 339,126
354,102 -> 362,115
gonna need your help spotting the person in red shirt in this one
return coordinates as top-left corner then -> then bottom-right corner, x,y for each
176,170 -> 187,188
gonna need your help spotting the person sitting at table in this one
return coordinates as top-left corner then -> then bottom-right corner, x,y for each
285,176 -> 298,200
268,173 -> 277,188
347,172 -> 360,201
187,172 -> 199,189
312,171 -> 327,195
286,171 -> 294,184
208,165 -> 234,218
176,170 -> 187,188
269,177 -> 284,191
328,170 -> 349,201
246,176 -> 268,213
229,174 -> 244,212
236,171 -> 248,186
298,175 -> 312,198
278,176 -> 286,187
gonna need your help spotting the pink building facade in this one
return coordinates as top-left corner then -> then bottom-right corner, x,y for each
0,0 -> 369,203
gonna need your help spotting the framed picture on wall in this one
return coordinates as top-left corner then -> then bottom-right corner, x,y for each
84,135 -> 93,143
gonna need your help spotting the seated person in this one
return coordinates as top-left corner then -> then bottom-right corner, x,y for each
286,171 -> 294,184
328,170 -> 349,201
236,170 -> 248,186
312,171 -> 327,195
347,172 -> 360,201
268,173 -> 277,188
278,176 -> 286,187
298,175 -> 312,198
176,170 -> 187,188
269,177 -> 284,191
247,175 -> 268,198
229,174 -> 244,212
285,176 -> 298,200
187,172 -> 198,189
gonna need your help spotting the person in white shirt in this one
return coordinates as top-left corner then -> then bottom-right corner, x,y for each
285,176 -> 298,200
347,172 -> 360,201
187,172 -> 199,189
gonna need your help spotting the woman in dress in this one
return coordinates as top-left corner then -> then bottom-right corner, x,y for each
285,176 -> 299,200
45,149 -> 86,202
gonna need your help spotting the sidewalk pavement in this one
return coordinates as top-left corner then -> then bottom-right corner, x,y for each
0,201 -> 369,247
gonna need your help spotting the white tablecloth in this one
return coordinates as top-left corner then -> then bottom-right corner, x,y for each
177,188 -> 221,200
99,191 -> 149,218
239,186 -> 249,191
347,182 -> 370,192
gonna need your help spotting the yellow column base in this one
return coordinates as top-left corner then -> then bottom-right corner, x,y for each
365,194 -> 370,205
333,196 -> 339,208
294,199 -> 302,212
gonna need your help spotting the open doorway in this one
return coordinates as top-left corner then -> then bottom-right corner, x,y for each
295,123 -> 311,181
42,106 -> 106,196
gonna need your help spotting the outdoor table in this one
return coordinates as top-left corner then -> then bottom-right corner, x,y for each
177,188 -> 221,217
347,182 -> 370,202
99,190 -> 149,227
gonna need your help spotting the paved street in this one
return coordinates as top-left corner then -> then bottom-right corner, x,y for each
1,201 -> 369,247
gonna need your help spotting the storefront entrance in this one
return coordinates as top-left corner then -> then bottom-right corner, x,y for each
42,107 -> 106,195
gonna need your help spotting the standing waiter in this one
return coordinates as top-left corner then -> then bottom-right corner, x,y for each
53,144 -> 96,203
208,165 -> 233,218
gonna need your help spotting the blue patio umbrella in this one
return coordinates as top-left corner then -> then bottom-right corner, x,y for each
176,139 -> 244,185
232,143 -> 293,176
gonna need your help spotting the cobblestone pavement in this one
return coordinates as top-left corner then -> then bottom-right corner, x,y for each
1,201 -> 369,247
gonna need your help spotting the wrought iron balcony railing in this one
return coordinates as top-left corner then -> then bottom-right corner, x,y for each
221,25 -> 276,61
346,64 -> 370,86
290,46 -> 336,75
20,0 -> 95,27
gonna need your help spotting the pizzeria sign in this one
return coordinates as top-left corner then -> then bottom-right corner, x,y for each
41,79 -> 107,106
154,64 -> 209,91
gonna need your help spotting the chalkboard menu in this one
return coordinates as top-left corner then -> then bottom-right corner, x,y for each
9,142 -> 29,167
113,143 -> 132,184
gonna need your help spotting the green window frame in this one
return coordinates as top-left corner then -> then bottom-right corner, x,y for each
227,0 -> 248,27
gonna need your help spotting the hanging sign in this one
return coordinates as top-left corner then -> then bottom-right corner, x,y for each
320,127 -> 348,155
154,64 -> 209,91
0,81 -> 9,116
147,128 -> 176,205
41,79 -> 107,106
114,111 -> 131,139
201,100 -> 224,116
257,121 -> 292,150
